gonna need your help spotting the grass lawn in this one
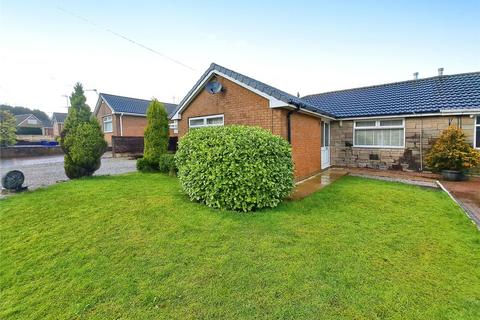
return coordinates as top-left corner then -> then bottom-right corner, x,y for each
1,173 -> 479,319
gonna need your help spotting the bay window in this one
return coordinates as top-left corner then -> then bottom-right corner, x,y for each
354,119 -> 404,148
189,114 -> 224,129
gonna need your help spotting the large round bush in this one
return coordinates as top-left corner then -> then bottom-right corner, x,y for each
175,125 -> 294,212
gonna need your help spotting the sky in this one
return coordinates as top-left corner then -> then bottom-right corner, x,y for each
1,0 -> 479,115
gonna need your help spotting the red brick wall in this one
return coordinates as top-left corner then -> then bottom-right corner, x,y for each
177,75 -> 323,180
290,113 -> 322,179
121,115 -> 147,137
178,75 -> 287,137
95,101 -> 116,146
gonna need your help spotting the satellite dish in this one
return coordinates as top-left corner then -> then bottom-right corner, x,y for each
205,80 -> 223,94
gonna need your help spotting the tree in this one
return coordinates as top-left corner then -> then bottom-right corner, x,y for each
0,110 -> 16,147
0,104 -> 50,123
143,99 -> 169,160
60,82 -> 92,144
61,83 -> 106,179
63,119 -> 107,179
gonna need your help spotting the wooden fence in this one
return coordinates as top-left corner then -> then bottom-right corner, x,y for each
112,136 -> 178,157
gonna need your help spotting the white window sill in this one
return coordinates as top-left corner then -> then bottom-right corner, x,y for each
353,145 -> 405,149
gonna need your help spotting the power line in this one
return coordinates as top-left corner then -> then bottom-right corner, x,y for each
57,6 -> 197,72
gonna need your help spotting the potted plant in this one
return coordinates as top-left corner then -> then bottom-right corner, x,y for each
425,125 -> 480,181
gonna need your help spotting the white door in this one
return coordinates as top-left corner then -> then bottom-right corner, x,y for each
321,121 -> 330,169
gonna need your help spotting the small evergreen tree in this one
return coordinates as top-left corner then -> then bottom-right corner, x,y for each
61,83 -> 107,179
0,110 -> 16,147
138,99 -> 169,171
64,119 -> 107,179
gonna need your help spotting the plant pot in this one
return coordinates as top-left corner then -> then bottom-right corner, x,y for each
441,170 -> 466,181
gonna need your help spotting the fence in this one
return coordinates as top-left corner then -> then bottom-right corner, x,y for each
111,136 -> 178,157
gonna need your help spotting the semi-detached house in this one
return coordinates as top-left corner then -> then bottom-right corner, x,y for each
172,63 -> 480,181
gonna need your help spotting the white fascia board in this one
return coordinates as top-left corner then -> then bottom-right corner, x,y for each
339,111 -> 479,121
93,95 -> 115,115
440,108 -> 480,114
173,70 -> 290,120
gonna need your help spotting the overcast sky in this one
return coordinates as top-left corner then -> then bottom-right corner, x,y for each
1,0 -> 479,115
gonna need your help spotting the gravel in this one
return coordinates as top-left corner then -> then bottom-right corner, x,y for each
0,154 -> 137,191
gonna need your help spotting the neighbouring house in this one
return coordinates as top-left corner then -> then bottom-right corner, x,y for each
42,119 -> 54,136
15,114 -> 44,135
52,112 -> 68,137
93,93 -> 178,146
173,63 -> 480,180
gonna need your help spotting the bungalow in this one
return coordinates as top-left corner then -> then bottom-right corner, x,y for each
52,112 -> 67,137
173,63 -> 480,181
15,114 -> 45,135
93,93 -> 178,146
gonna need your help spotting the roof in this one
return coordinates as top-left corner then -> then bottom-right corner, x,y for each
302,72 -> 480,118
15,114 -> 44,127
98,93 -> 178,119
15,114 -> 31,126
52,112 -> 68,123
174,63 -> 335,119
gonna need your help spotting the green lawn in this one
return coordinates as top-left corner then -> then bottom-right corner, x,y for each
1,174 -> 479,319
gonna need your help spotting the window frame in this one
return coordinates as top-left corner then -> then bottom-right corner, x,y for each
475,115 -> 480,149
188,114 -> 224,129
27,118 -> 38,125
353,118 -> 405,149
103,115 -> 113,133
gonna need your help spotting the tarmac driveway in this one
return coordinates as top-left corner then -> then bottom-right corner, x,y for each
0,154 -> 137,191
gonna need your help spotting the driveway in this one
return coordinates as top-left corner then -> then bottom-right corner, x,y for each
0,154 -> 137,191
442,178 -> 480,227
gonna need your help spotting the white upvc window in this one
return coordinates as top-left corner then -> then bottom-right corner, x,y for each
103,115 -> 113,133
169,120 -> 179,134
189,114 -> 224,129
354,118 -> 405,148
475,115 -> 480,149
27,118 -> 38,124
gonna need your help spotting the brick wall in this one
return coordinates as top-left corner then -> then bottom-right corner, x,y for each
121,115 -> 147,137
290,113 -> 322,179
96,101 -> 116,146
331,115 -> 476,171
176,75 -> 323,180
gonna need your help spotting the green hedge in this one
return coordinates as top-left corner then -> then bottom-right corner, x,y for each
175,125 -> 294,212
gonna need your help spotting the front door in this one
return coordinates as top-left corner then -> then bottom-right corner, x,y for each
321,121 -> 330,169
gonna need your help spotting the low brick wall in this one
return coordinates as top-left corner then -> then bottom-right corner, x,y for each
0,146 -> 63,159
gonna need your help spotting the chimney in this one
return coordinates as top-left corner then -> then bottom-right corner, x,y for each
438,67 -> 444,76
413,72 -> 419,80
297,92 -> 300,98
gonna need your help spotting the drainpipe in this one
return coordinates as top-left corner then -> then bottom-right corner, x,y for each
287,106 -> 300,143
119,113 -> 124,136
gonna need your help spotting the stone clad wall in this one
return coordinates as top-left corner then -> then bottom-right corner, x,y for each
331,115 -> 475,170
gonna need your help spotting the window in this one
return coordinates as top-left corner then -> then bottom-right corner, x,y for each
475,115 -> 480,149
103,115 -> 113,132
189,114 -> 224,129
27,118 -> 38,124
354,118 -> 404,148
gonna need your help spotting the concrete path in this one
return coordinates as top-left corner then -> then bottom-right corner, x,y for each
0,154 -> 136,191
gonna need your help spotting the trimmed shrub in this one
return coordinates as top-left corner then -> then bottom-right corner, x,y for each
175,125 -> 294,212
426,125 -> 480,172
158,153 -> 177,175
0,110 -> 16,147
136,157 -> 158,172
64,119 -> 107,179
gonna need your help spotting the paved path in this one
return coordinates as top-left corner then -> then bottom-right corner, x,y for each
442,178 -> 480,227
0,154 -> 137,191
